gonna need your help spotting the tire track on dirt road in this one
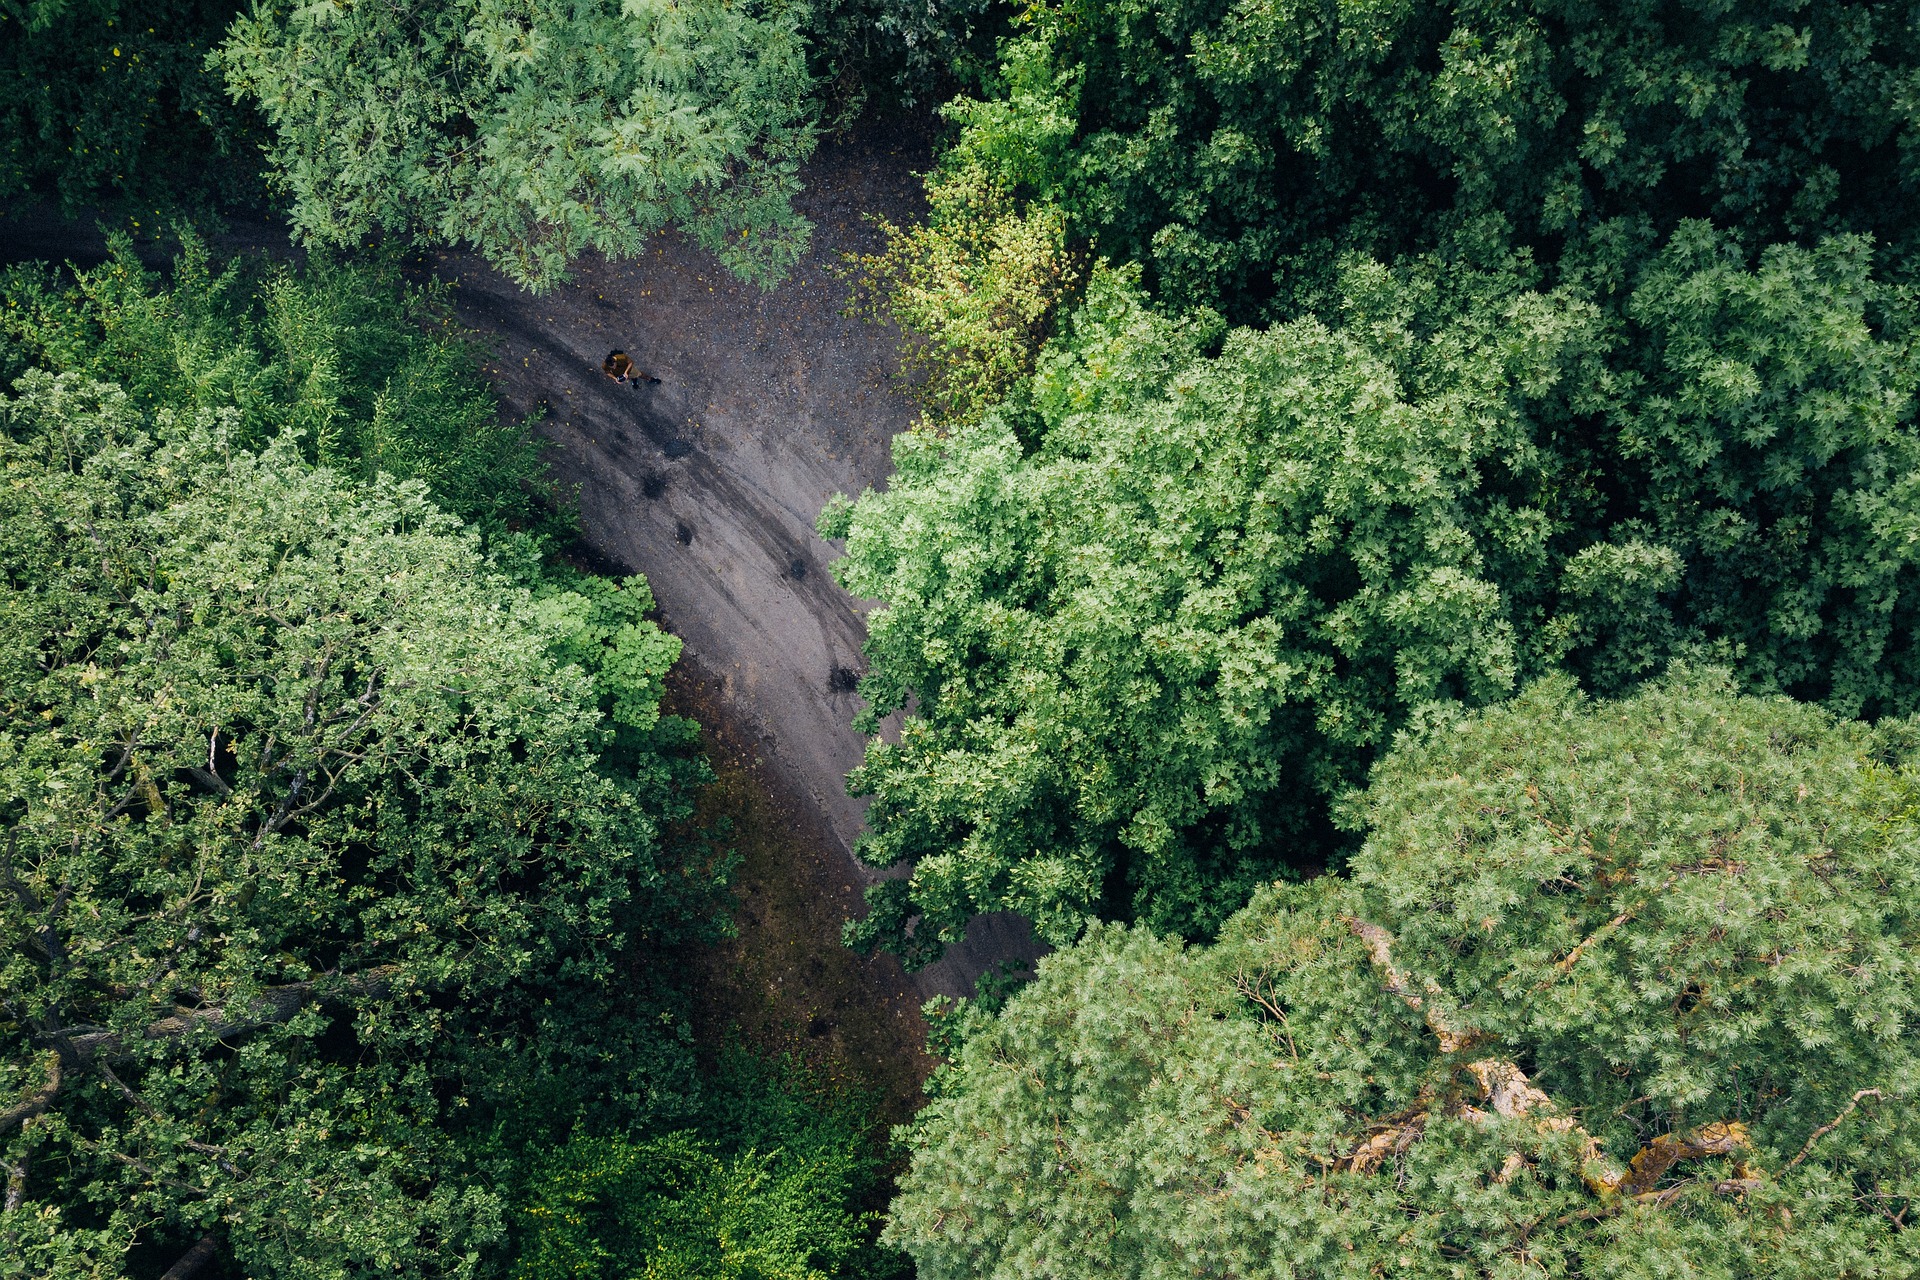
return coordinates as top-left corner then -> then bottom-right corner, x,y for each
432,117 -> 1044,1004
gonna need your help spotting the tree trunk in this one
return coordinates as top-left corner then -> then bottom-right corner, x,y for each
158,1234 -> 219,1280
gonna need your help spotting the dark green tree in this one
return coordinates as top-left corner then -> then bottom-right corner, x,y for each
0,0 -> 263,214
945,0 -> 1920,319
886,672 -> 1920,1278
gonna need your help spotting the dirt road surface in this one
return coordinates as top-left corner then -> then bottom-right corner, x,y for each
426,118 -> 1041,1003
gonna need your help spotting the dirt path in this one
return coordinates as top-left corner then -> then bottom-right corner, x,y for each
429,116 -> 1040,1003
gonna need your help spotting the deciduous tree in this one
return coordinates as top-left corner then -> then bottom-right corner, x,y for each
218,0 -> 817,291
0,370 -> 707,1278
829,242 -> 1920,954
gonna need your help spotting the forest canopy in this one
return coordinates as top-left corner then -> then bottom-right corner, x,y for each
0,245 -> 905,1280
0,367 -> 707,1275
885,674 -> 1920,1278
217,0 -> 819,291
8,0 -> 1920,1273
833,0 -> 1920,959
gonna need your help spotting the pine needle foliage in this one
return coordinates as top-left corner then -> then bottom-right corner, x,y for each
886,673 -> 1920,1279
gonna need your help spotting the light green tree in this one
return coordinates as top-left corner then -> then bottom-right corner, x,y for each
886,672 -> 1920,1279
827,223 -> 1920,958
848,163 -> 1081,432
217,0 -> 817,291
0,370 -> 706,1278
512,1132 -> 868,1280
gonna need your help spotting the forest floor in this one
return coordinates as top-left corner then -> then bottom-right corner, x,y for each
426,112 -> 1043,1022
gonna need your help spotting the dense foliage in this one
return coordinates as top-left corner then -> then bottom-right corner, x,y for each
886,674 -> 1920,1277
217,0 -> 817,291
0,234 -> 559,540
0,0 -> 263,214
511,1054 -> 899,1280
831,241 -> 1920,950
847,163 -> 1080,429
0,367 -> 711,1276
834,0 -> 1920,957
803,0 -> 1004,119
944,0 -> 1920,320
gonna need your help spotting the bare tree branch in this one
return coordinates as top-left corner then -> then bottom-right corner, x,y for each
3,1157 -> 25,1214
0,1052 -> 61,1135
1343,916 -> 1478,1053
1340,917 -> 1764,1203
1530,874 -> 1678,993
159,1235 -> 219,1280
1785,1089 -> 1884,1171
61,965 -> 408,1062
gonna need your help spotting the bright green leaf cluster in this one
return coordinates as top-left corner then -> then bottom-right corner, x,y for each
848,163 -> 1082,431
513,1131 -> 868,1280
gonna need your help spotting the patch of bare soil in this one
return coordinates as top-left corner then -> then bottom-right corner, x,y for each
432,113 -> 1044,1007
666,659 -> 933,1124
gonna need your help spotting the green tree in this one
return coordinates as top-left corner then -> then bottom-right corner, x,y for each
944,0 -> 1920,320
0,370 -> 711,1278
509,1052 -> 904,1280
217,0 -> 818,292
0,233 -> 561,540
885,672 -> 1920,1279
827,247 -> 1920,955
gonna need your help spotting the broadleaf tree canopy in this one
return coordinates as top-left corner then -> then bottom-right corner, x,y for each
217,0 -> 818,291
0,369 -> 710,1278
829,248 -> 1920,953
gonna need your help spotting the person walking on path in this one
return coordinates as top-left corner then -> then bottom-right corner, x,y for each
604,350 -> 661,386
